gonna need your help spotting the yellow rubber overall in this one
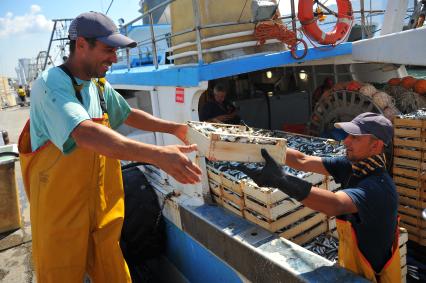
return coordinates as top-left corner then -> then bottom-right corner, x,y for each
18,115 -> 131,282
336,219 -> 401,283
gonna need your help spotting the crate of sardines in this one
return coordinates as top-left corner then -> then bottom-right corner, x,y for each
186,121 -> 287,164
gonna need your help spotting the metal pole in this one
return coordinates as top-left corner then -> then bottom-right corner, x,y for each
43,20 -> 57,71
192,0 -> 204,65
333,65 -> 339,83
312,66 -> 317,90
360,0 -> 366,39
149,13 -> 159,69
125,26 -> 130,71
290,0 -> 297,33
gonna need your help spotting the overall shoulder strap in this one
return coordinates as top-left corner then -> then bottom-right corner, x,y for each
93,78 -> 108,115
58,64 -> 83,104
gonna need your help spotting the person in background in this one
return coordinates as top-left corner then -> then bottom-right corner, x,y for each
238,113 -> 400,283
416,0 -> 426,28
199,84 -> 240,124
312,77 -> 333,109
18,11 -> 201,283
17,85 -> 26,104
25,85 -> 31,98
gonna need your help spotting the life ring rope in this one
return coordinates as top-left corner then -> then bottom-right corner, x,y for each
298,0 -> 354,46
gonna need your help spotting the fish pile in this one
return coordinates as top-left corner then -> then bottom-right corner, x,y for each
302,233 -> 339,262
208,160 -> 311,180
206,131 -> 345,181
397,108 -> 426,120
274,132 -> 345,157
188,122 -> 278,144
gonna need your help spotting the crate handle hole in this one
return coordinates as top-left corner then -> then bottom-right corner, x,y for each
251,232 -> 258,236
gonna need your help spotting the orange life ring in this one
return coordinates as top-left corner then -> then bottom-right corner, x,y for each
298,0 -> 353,45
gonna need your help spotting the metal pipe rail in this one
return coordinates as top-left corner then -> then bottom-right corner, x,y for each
118,0 -> 407,71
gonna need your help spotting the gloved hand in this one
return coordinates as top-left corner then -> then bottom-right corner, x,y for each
236,149 -> 312,201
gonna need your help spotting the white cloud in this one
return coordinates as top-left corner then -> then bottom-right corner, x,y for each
30,4 -> 41,14
0,5 -> 53,38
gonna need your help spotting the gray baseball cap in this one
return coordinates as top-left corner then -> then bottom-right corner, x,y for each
334,112 -> 393,146
69,12 -> 136,48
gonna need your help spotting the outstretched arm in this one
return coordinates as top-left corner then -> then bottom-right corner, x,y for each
285,148 -> 330,175
72,120 -> 201,184
238,149 -> 357,217
125,108 -> 189,144
301,188 -> 357,216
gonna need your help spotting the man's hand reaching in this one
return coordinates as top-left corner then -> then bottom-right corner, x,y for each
154,144 -> 202,184
236,149 -> 312,201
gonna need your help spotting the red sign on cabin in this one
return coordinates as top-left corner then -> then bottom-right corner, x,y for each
175,87 -> 184,103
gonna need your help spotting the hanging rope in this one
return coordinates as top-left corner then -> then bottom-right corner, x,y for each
254,20 -> 308,60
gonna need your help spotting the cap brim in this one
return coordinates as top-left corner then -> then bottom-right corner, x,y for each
334,122 -> 364,135
98,33 -> 137,48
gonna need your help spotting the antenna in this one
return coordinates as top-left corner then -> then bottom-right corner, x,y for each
42,18 -> 74,71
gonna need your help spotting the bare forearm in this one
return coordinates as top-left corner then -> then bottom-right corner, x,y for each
125,108 -> 181,134
286,148 -> 329,175
301,188 -> 357,216
72,120 -> 160,163
285,148 -> 309,170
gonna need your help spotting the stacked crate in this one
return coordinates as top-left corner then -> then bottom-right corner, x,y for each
207,165 -> 245,216
207,162 -> 341,245
243,174 -> 340,245
399,228 -> 408,283
393,116 -> 426,246
0,76 -> 17,108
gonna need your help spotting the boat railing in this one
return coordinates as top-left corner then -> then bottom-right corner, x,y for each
119,0 -> 394,71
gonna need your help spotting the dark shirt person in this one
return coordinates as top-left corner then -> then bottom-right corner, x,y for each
237,113 -> 400,283
312,77 -> 333,109
199,84 -> 240,124
416,0 -> 426,28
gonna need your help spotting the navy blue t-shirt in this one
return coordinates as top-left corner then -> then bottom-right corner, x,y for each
322,156 -> 398,273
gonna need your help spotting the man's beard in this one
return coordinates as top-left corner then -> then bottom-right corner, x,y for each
83,62 -> 106,79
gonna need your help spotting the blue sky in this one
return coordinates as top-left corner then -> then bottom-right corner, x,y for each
0,0 -> 141,78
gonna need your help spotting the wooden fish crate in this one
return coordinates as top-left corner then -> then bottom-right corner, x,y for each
207,165 -> 245,216
208,179 -> 222,197
187,121 -> 287,164
207,161 -> 342,246
241,174 -> 339,245
222,198 -> 245,217
399,228 -> 408,283
398,205 -> 426,246
243,175 -> 339,221
207,165 -> 243,193
393,116 -> 426,246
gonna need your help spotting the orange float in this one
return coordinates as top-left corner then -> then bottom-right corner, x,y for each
298,0 -> 353,45
333,81 -> 349,91
414,79 -> 426,95
346,80 -> 362,91
387,78 -> 401,86
400,76 -> 417,90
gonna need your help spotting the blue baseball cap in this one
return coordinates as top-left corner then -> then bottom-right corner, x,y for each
69,12 -> 136,48
334,112 -> 393,146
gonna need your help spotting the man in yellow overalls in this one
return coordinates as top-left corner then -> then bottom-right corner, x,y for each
238,113 -> 400,283
18,12 -> 201,282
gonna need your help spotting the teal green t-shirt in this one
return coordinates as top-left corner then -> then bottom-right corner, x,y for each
30,67 -> 131,154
